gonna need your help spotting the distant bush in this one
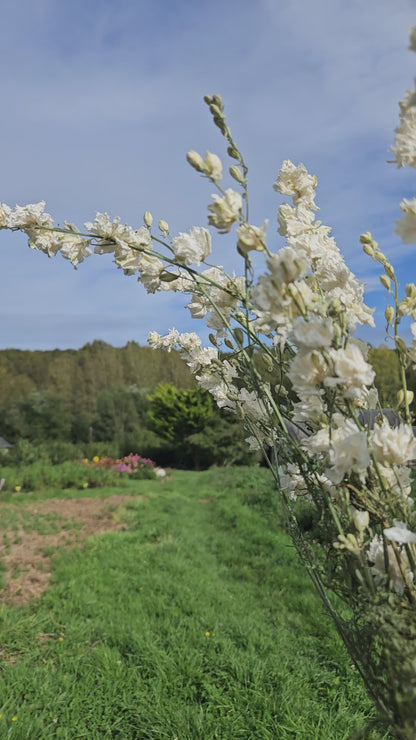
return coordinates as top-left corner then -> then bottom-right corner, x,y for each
0,457 -> 155,493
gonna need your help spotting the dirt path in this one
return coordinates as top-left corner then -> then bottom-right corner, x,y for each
0,493 -> 144,604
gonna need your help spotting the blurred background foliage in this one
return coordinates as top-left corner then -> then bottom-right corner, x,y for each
0,341 -> 408,470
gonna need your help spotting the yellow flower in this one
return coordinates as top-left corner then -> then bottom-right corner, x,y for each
14,485 -> 21,493
92,456 -> 99,463
205,631 -> 210,637
58,637 -> 64,642
12,716 -> 17,721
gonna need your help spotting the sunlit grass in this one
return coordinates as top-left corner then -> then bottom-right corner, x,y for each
0,468 -> 390,738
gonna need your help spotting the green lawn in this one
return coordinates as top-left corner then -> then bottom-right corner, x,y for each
0,467 -> 388,739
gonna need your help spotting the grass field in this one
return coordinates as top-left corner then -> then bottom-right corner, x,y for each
0,467 -> 389,739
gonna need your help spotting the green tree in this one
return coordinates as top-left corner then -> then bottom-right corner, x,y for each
368,345 -> 401,408
93,385 -> 150,452
147,383 -> 213,467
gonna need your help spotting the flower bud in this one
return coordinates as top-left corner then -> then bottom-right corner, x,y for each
360,232 -> 378,249
362,243 -> 375,258
209,104 -> 223,119
234,328 -> 244,346
397,389 -> 414,407
159,271 -> 180,282
383,261 -> 395,279
352,508 -> 369,533
395,336 -> 407,354
224,337 -> 235,350
158,220 -> 169,233
384,305 -> 395,325
227,145 -> 240,160
262,354 -> 274,372
229,165 -> 245,184
209,333 -> 219,347
360,231 -> 373,245
143,211 -> 153,227
204,152 -> 222,181
379,274 -> 391,291
186,150 -> 205,172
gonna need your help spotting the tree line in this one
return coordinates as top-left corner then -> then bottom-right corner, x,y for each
0,341 -> 253,468
0,341 -> 411,468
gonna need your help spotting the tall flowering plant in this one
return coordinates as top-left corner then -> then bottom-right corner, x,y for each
3,28 -> 416,739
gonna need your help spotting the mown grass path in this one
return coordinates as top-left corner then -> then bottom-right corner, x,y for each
0,468 -> 387,739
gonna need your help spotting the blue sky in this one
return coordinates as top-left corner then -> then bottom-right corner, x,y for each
1,0 -> 415,349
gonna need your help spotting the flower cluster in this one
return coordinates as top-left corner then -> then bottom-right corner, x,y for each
85,453 -> 158,478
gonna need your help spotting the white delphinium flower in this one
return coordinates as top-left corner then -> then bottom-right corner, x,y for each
304,418 -> 371,485
324,343 -> 375,401
207,189 -> 243,233
370,423 -> 416,466
391,89 -> 416,169
237,387 -> 271,424
158,271 -> 194,294
86,214 -> 151,261
7,202 -> 53,231
398,283 -> 416,318
314,251 -> 375,328
203,151 -> 223,181
185,346 -> 218,373
245,435 -> 262,451
395,197 -> 416,244
237,221 -> 268,257
277,203 -> 315,238
377,463 -> 413,501
26,230 -> 62,257
289,227 -> 339,261
197,372 -> 237,410
367,535 -> 414,595
288,349 -> 329,395
112,227 -> 154,275
268,246 -> 310,284
186,267 -> 244,333
251,277 -> 314,343
0,203 -> 11,228
250,247 -> 314,341
138,254 -> 165,293
292,317 -> 334,350
59,235 -> 92,267
384,520 -> 416,545
186,293 -> 208,320
86,213 -> 128,252
115,245 -> 142,275
172,226 -> 211,265
279,463 -> 312,501
176,331 -> 202,353
292,392 -> 326,427
274,160 -> 318,210
148,328 -> 180,351
327,425 -> 371,484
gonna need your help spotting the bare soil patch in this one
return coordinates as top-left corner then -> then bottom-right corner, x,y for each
0,493 -> 144,604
